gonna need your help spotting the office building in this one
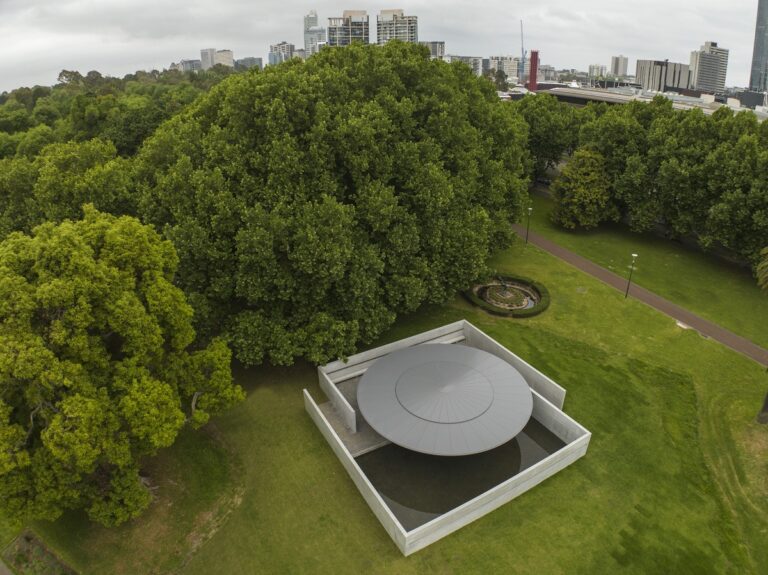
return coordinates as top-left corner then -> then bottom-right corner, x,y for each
419,41 -> 445,59
610,55 -> 628,77
689,41 -> 728,93
236,57 -> 263,71
443,55 -> 483,76
539,64 -> 558,82
214,50 -> 234,68
200,48 -> 216,70
304,10 -> 327,55
488,56 -> 518,80
269,42 -> 295,66
172,59 -> 202,73
636,59 -> 690,91
328,10 -> 369,46
376,9 -> 418,44
588,64 -> 607,78
750,0 -> 768,92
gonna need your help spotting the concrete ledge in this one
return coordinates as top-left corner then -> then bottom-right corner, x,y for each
303,389 -> 407,552
317,367 -> 357,433
463,321 -> 567,409
322,321 -> 466,382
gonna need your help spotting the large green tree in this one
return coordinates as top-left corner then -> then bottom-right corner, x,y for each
135,42 -> 530,365
0,207 -> 243,526
551,149 -> 616,230
513,94 -> 576,178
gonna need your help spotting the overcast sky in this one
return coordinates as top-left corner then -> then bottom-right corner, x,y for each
0,0 -> 761,92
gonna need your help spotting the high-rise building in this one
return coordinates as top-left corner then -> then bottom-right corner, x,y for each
419,41 -> 445,60
304,10 -> 327,55
200,48 -> 216,70
236,57 -> 263,71
689,41 -> 728,93
328,10 -> 369,46
588,64 -> 607,78
636,59 -> 690,91
170,59 -> 202,73
610,55 -> 629,77
376,9 -> 418,44
269,42 -> 295,66
488,56 -> 518,80
750,0 -> 768,92
214,49 -> 234,68
443,55 -> 484,76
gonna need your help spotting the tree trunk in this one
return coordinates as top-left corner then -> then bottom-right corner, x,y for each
758,390 -> 768,425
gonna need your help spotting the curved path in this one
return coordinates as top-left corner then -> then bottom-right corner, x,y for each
512,224 -> 768,367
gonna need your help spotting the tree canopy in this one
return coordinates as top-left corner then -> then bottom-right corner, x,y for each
528,94 -> 768,274
551,148 -> 616,230
0,207 -> 243,526
135,42 -> 530,366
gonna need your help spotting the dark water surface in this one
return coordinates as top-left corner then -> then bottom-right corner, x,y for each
355,418 -> 565,531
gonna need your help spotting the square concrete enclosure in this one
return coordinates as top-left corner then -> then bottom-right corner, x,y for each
304,320 -> 591,555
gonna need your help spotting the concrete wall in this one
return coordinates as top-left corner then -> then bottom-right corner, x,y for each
463,321 -> 567,409
308,320 -> 592,556
404,425 -> 590,555
531,389 -> 589,444
322,320 -> 466,384
403,389 -> 590,555
317,367 -> 357,433
303,389 -> 408,552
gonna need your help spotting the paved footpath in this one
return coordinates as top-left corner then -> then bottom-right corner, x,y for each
512,224 -> 768,367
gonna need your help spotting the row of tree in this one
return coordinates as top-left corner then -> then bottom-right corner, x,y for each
519,94 -> 768,268
0,66 -> 236,159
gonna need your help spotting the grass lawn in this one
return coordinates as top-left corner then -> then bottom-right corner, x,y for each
34,241 -> 768,574
526,193 -> 768,350
0,516 -> 21,550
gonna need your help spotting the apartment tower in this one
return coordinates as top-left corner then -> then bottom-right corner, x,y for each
328,11 -> 370,46
376,9 -> 418,44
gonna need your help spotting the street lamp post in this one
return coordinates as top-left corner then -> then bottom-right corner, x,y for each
525,207 -> 533,244
624,253 -> 638,299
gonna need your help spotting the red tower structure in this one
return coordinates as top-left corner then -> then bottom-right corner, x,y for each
528,50 -> 539,91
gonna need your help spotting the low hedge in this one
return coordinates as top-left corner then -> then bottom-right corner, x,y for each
462,275 -> 550,318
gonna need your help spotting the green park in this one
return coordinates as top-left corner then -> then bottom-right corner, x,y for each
0,42 -> 765,573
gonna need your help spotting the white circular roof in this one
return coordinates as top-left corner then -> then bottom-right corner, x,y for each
357,344 -> 533,456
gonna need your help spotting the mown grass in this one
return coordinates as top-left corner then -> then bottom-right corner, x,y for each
526,193 -> 768,349
35,241 -> 768,574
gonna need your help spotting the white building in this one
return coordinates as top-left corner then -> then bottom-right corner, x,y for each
418,41 -> 445,60
328,10 -> 370,46
269,42 -> 295,66
304,10 -> 327,55
488,56 -> 519,81
376,9 -> 418,44
214,49 -> 234,68
610,55 -> 629,77
444,55 -> 484,76
200,48 -> 216,70
689,41 -> 728,94
588,64 -> 607,78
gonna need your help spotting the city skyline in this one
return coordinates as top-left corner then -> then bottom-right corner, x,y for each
0,0 -> 761,92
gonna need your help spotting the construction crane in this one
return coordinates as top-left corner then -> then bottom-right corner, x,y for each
520,20 -> 527,84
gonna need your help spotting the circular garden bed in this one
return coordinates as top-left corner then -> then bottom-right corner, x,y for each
463,275 -> 550,318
